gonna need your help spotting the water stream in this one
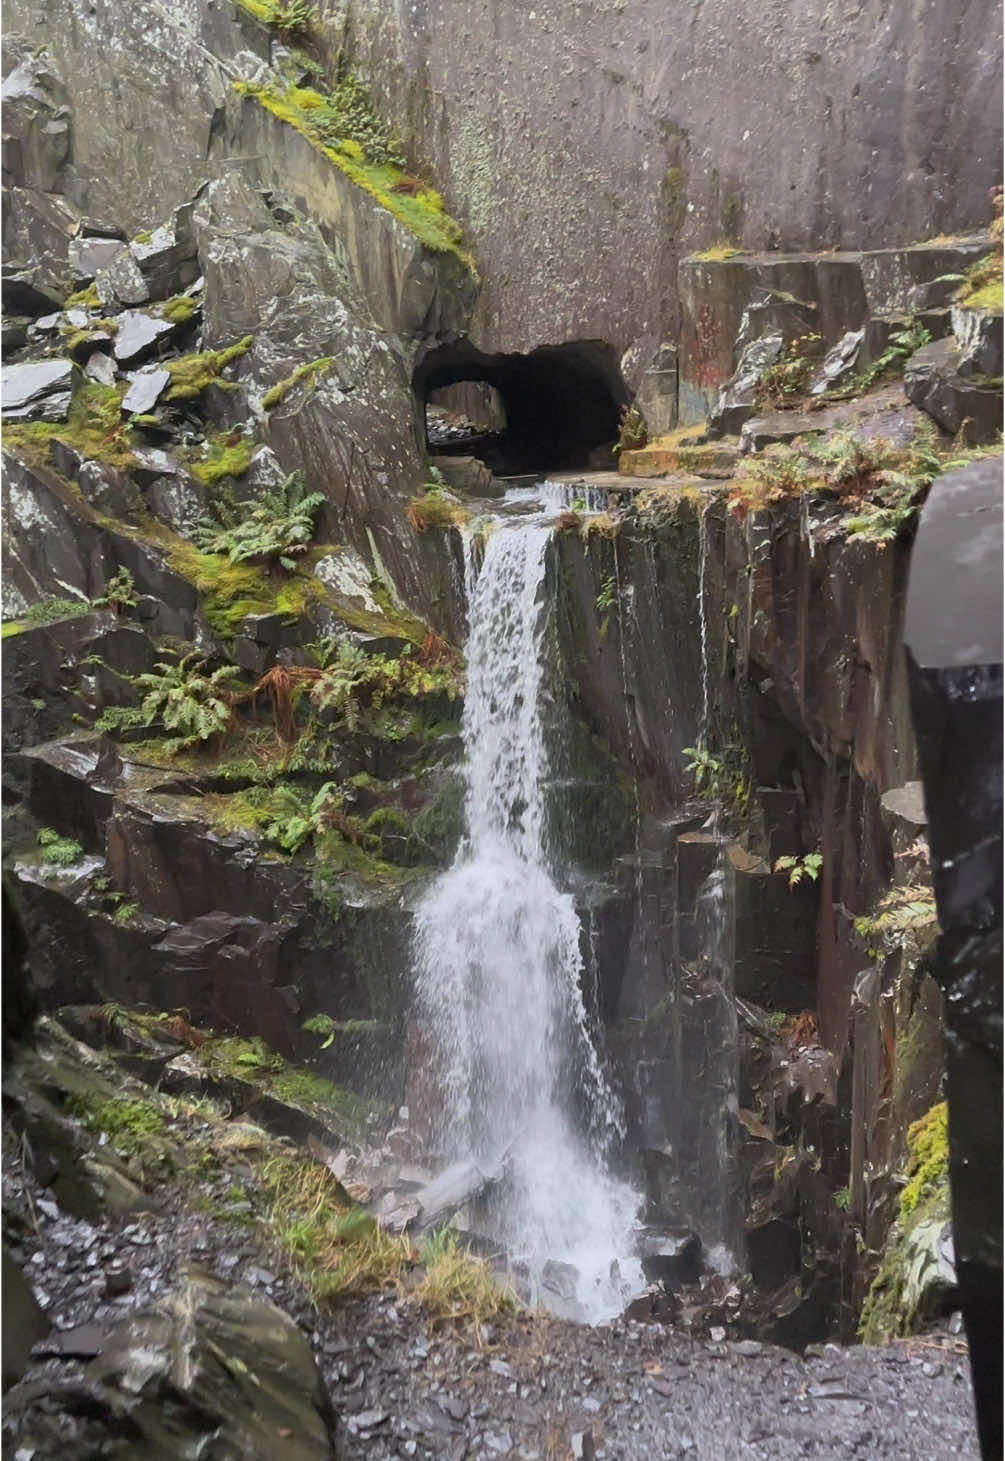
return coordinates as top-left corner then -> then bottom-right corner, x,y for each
414,487 -> 644,1323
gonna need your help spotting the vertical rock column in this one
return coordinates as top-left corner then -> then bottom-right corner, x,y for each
904,456 -> 1003,1460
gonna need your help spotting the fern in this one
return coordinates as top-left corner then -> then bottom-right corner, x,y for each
98,653 -> 241,752
194,471 -> 325,571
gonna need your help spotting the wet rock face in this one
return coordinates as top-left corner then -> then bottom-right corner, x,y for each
5,1265 -> 337,1459
905,455 -> 1003,1459
347,0 -> 999,358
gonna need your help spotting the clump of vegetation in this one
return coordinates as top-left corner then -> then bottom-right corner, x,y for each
854,884 -> 938,956
727,429 -> 942,524
307,74 -> 407,170
163,335 -> 253,401
415,1227 -> 517,1326
858,1099 -> 951,1343
682,739 -> 751,820
92,567 -> 138,614
4,380 -> 136,471
263,0 -> 317,38
190,431 -> 255,487
194,470 -> 325,571
774,851 -> 823,889
159,293 -> 200,325
37,827 -> 85,867
691,241 -> 743,262
756,333 -> 823,408
613,404 -> 648,456
311,638 -> 463,732
406,491 -> 470,532
900,1102 -> 949,1219
11,596 -> 90,631
262,356 -> 333,411
97,653 -> 241,753
71,1094 -> 167,1166
64,283 -> 101,309
233,80 -> 472,268
846,318 -> 932,394
261,1156 -> 408,1302
954,188 -> 1003,313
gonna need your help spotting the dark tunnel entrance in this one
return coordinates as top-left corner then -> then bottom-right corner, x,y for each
413,339 -> 629,476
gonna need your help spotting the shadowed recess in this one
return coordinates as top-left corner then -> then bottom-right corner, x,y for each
414,338 -> 629,474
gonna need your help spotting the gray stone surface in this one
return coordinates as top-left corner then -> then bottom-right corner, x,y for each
3,389 -> 72,423
709,334 -> 782,436
112,309 -> 174,363
2,357 -> 74,409
345,0 -> 1001,356
904,336 -> 1004,440
83,350 -> 117,387
67,235 -> 123,283
94,244 -> 150,307
121,367 -> 170,416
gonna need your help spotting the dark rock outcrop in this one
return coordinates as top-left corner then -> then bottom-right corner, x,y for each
904,454 -> 1003,1459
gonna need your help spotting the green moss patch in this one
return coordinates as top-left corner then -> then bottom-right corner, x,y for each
4,380 -> 137,471
858,1101 -> 952,1343
190,433 -> 255,487
235,80 -> 474,272
900,1101 -> 948,1219
262,356 -> 333,411
164,336 -> 253,401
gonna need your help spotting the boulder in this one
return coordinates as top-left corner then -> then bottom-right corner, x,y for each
67,235 -> 126,284
708,333 -> 783,436
952,305 -> 1003,379
4,1266 -> 337,1460
94,245 -> 150,308
129,208 -> 200,298
904,336 -> 1003,441
808,330 -> 864,396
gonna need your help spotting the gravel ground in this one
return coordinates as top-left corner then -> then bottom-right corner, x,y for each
3,1141 -> 981,1461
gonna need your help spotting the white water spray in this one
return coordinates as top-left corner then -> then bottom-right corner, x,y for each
414,505 -> 643,1322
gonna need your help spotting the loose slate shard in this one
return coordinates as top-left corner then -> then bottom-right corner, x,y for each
121,367 -> 170,416
2,357 -> 74,409
113,310 -> 175,363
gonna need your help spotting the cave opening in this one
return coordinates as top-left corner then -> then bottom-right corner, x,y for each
414,339 -> 629,476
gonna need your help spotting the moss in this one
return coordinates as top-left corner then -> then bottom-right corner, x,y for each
190,433 -> 254,486
64,283 -> 100,309
133,230 -> 153,245
4,380 -> 136,472
899,1101 -> 948,1219
858,1100 -> 952,1343
262,356 -> 333,410
690,241 -> 745,262
406,494 -> 470,532
159,294 -> 199,325
957,279 -> 1004,313
70,1094 -> 166,1160
234,80 -> 475,273
163,335 -> 253,401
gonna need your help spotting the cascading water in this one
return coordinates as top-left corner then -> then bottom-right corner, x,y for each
413,498 -> 643,1323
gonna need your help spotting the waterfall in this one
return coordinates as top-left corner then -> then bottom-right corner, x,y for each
414,508 -> 643,1323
